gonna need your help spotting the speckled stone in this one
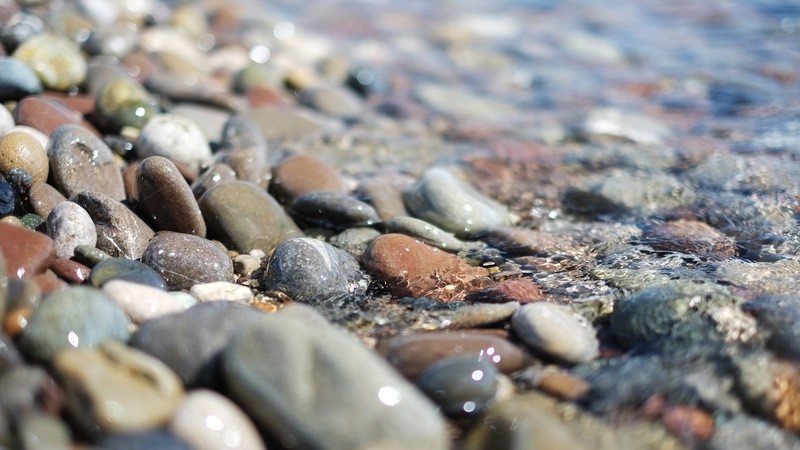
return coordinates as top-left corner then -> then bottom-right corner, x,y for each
18,286 -> 130,362
89,258 -> 167,290
199,181 -> 302,253
287,191 -> 380,230
169,389 -> 267,450
53,341 -> 183,433
222,305 -> 448,450
27,182 -> 64,219
136,156 -> 206,236
103,280 -> 188,324
511,303 -> 599,364
72,192 -> 154,260
403,168 -> 511,237
0,131 -> 48,184
12,33 -> 87,91
141,232 -> 234,291
48,124 -> 125,201
329,227 -> 382,258
0,56 -> 42,100
386,216 -> 464,252
0,221 -> 55,279
135,114 -> 212,174
189,281 -> 253,304
0,252 -> 6,321
417,355 -> 499,416
270,154 -> 347,203
45,201 -> 96,259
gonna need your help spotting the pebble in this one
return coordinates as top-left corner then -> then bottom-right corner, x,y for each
199,181 -> 302,253
511,302 -> 599,364
189,282 -> 254,303
535,371 -> 591,401
241,106 -> 330,140
358,177 -> 408,222
141,232 -> 234,291
0,106 -> 12,137
136,156 -> 206,236
378,330 -> 529,379
643,219 -> 737,259
45,201 -> 96,259
47,124 -> 126,201
259,237 -> 367,306
403,167 -> 511,237
53,341 -> 183,433
0,179 -> 15,216
12,33 -> 87,91
0,131 -> 48,185
172,104 -> 232,142
27,182 -> 65,218
298,84 -> 363,119
287,191 -> 381,230
439,302 -> 521,329
386,216 -> 465,252
13,96 -> 93,137
233,254 -> 260,276
72,244 -> 111,267
0,365 -> 58,418
135,114 -> 212,174
18,286 -> 130,362
0,252 -> 6,319
222,306 -> 448,450
71,192 -> 154,259
95,77 -> 158,132
191,163 -> 237,199
49,258 -> 90,284
103,280 -> 188,324
465,278 -> 544,303
89,258 -> 167,290
169,389 -> 267,450
131,302 -> 266,387
0,221 -> 55,279
96,430 -> 193,450
416,355 -> 499,416
329,227 -> 382,257
17,412 -> 71,450
741,295 -> 800,360
707,414 -> 800,450
269,154 -> 347,203
0,329 -> 20,376
0,12 -> 43,52
362,233 -> 493,302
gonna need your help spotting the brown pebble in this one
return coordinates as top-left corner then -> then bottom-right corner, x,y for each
191,163 -> 237,199
358,177 -> 408,222
14,96 -> 98,136
122,161 -> 140,201
536,371 -> 590,401
32,270 -> 68,294
662,405 -> 715,442
465,278 -> 543,303
4,307 -> 32,337
270,154 -> 346,203
72,192 -> 155,260
49,258 -> 91,284
141,231 -> 234,291
0,222 -> 56,279
645,219 -> 736,258
136,156 -> 206,236
28,182 -> 67,219
0,131 -> 49,184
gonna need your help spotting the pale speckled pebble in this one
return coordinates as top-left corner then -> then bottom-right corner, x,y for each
169,389 -> 266,450
511,303 -> 599,364
189,282 -> 254,303
103,280 -> 189,324
46,201 -> 96,259
135,114 -> 212,174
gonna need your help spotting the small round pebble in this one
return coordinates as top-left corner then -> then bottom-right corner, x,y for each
0,56 -> 43,100
27,182 -> 64,219
135,114 -> 212,174
191,163 -> 237,199
141,232 -> 234,291
0,131 -> 48,184
89,257 -> 168,290
12,33 -> 87,91
46,201 -> 96,259
386,216 -> 464,252
189,281 -> 254,303
417,355 -> 499,416
233,254 -> 260,276
287,191 -> 381,230
270,154 -> 347,203
511,302 -> 599,364
136,156 -> 206,236
103,279 -> 189,324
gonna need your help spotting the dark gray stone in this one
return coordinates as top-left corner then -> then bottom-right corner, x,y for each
89,258 -> 167,290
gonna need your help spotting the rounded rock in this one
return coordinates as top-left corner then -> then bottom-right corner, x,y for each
287,191 -> 380,230
270,154 -> 346,203
136,156 -> 206,236
135,114 -> 212,174
0,131 -> 49,185
103,280 -> 188,324
141,232 -> 233,291
511,303 -> 599,364
0,56 -> 42,100
0,221 -> 56,279
189,282 -> 254,304
71,192 -> 154,259
89,257 -> 167,290
298,84 -> 363,119
18,286 -> 131,362
12,33 -> 87,91
329,227 -> 382,258
386,216 -> 464,252
0,107 -> 13,137
190,163 -> 237,199
46,201 -> 96,259
95,77 -> 158,132
14,96 -> 92,137
417,355 -> 499,416
27,182 -> 65,221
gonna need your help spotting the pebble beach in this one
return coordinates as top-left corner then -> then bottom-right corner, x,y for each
1,0 -> 800,448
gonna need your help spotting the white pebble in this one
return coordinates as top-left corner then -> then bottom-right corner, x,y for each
190,282 -> 254,303
103,280 -> 188,324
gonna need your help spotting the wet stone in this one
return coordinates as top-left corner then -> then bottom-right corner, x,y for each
362,233 -> 493,302
141,232 -> 233,291
233,254 -> 260,276
0,179 -> 15,216
403,167 -> 511,237
287,191 -> 380,230
27,182 -> 66,219
136,156 -> 206,236
329,227 -> 382,258
131,301 -> 266,388
13,96 -> 90,137
641,219 -> 737,258
741,295 -> 800,361
49,258 -> 91,284
222,306 -> 449,450
191,163 -> 237,199
46,201 -> 96,259
511,302 -> 599,364
103,280 -> 188,324
0,131 -> 49,185
18,286 -> 130,362
189,281 -> 254,304
386,216 -> 464,252
417,355 -> 499,416
89,258 -> 167,290
95,77 -> 158,133
53,341 -> 184,434
0,222 -> 55,279
12,33 -> 87,91
259,237 -> 367,306
72,192 -> 154,260
135,114 -> 212,174
72,244 -> 111,267
48,124 -> 126,201
199,181 -> 302,253
465,278 -> 544,304
270,154 -> 347,203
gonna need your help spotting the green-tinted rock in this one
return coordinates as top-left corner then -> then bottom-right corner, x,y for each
12,34 -> 87,91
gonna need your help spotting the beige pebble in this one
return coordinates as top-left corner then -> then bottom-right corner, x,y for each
0,131 -> 49,183
189,281 -> 254,303
103,280 -> 188,324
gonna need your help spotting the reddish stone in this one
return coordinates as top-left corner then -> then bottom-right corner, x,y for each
662,405 -> 715,442
270,155 -> 346,203
536,371 -> 590,401
478,227 -> 581,257
31,270 -> 67,294
4,307 -> 31,337
0,222 -> 56,279
49,258 -> 91,284
14,96 -> 99,136
362,233 -> 493,302
465,278 -> 543,303
247,86 -> 289,108
41,92 -> 96,115
645,219 -> 736,258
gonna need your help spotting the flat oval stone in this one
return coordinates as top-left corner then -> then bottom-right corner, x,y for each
46,201 -> 96,259
18,286 -> 131,362
386,216 -> 464,252
270,155 -> 346,203
48,124 -> 125,201
71,192 -> 154,259
135,114 -> 212,174
89,258 -> 167,290
0,131 -> 48,184
169,389 -> 266,450
511,303 -> 599,364
103,280 -> 188,324
0,56 -> 42,100
199,181 -> 302,253
49,258 -> 91,284
403,168 -> 510,237
53,341 -> 183,433
131,302 -> 266,387
189,282 -> 253,304
287,191 -> 380,230
362,233 -> 492,302
12,33 -> 87,91
378,330 -> 529,379
190,163 -> 237,199
14,96 -> 94,137
417,355 -> 498,416
644,219 -> 736,259
27,182 -> 65,219
141,232 -> 233,291
222,309 -> 448,450
136,156 -> 206,236
259,237 -> 367,306
0,222 -> 55,279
